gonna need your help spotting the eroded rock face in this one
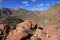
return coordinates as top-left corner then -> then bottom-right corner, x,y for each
44,26 -> 57,35
6,20 -> 37,40
30,25 -> 60,40
0,24 -> 10,40
0,20 -> 60,40
30,20 -> 37,28
0,24 -> 9,31
30,29 -> 43,40
41,26 -> 59,40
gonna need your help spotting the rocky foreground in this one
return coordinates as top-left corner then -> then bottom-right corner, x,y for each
0,20 -> 60,40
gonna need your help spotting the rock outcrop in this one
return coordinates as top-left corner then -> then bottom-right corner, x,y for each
0,20 -> 60,40
6,20 -> 37,40
0,24 -> 10,40
30,26 -> 60,40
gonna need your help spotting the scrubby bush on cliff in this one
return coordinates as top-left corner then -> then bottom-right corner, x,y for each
0,15 -> 23,29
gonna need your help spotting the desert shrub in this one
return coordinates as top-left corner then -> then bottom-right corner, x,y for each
55,24 -> 60,29
0,15 -> 23,29
23,28 -> 29,33
34,37 -> 41,40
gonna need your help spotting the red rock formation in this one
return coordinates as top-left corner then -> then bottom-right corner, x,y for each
44,26 -> 57,35
31,20 -> 37,28
0,24 -> 10,40
0,19 -> 59,40
6,20 -> 37,40
30,29 -> 43,40
0,24 -> 8,31
30,26 -> 60,40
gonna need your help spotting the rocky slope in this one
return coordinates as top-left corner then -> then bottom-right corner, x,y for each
38,3 -> 60,26
0,20 -> 60,40
0,8 -> 40,22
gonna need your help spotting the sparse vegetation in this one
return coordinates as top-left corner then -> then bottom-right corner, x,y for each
23,28 -> 29,33
34,37 -> 41,40
55,24 -> 60,29
0,15 -> 23,29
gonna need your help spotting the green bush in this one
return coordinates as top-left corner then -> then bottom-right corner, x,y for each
34,37 -> 41,40
0,15 -> 23,29
55,24 -> 60,29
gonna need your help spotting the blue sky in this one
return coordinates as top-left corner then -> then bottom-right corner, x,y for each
0,0 -> 60,11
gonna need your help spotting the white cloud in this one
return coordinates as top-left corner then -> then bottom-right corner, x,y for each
46,3 -> 50,6
37,3 -> 44,7
51,1 -> 55,4
22,1 -> 29,6
25,3 -> 29,6
32,0 -> 36,2
20,6 -> 23,8
0,0 -> 3,6
22,1 -> 28,4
